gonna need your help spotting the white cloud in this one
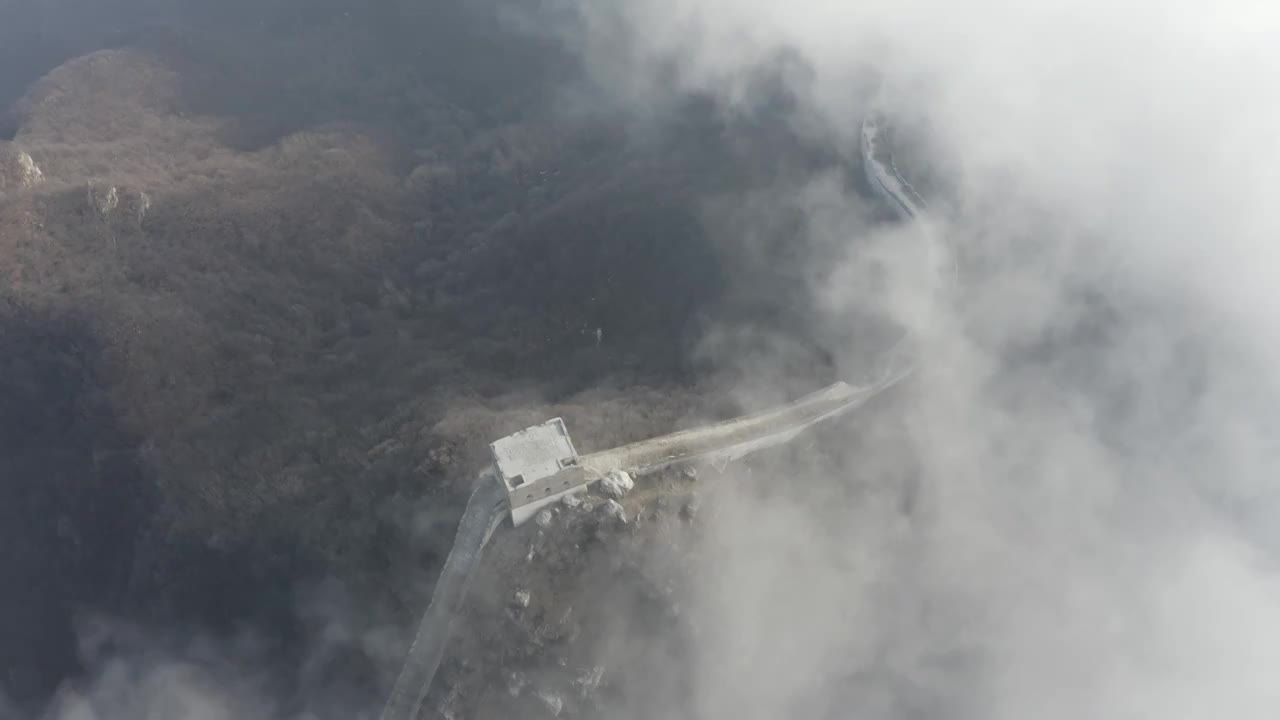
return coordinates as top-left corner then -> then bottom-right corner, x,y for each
559,1 -> 1280,717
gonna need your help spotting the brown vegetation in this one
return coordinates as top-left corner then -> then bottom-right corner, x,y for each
0,3 -> 850,707
0,42 -> 722,653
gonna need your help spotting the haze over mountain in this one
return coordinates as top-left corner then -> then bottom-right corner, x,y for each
3,1 -> 1279,719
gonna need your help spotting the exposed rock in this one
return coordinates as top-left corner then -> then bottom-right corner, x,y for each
85,182 -> 151,224
86,182 -> 119,218
438,682 -> 466,720
601,499 -> 627,524
0,144 -> 44,191
575,665 -> 604,698
128,189 -> 151,224
507,672 -> 527,698
513,590 -> 531,608
535,508 -> 554,528
535,689 -> 563,717
599,469 -> 634,499
538,606 -> 578,645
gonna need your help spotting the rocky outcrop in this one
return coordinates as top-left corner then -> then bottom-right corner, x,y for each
0,143 -> 44,192
86,182 -> 118,217
86,181 -> 150,224
424,467 -> 702,720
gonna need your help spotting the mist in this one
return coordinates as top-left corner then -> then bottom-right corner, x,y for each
551,1 -> 1280,718
4,0 -> 1280,718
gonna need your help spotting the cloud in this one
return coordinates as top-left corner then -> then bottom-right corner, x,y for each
6,2 -> 1280,718
548,0 -> 1280,718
